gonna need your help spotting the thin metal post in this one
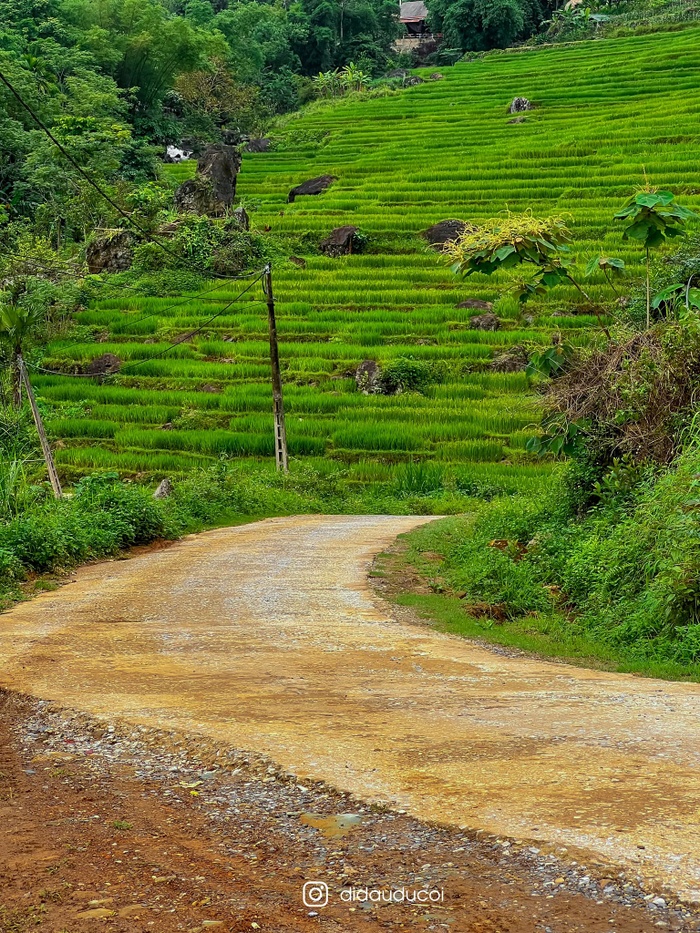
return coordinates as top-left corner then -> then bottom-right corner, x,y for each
263,265 -> 289,473
18,354 -> 63,499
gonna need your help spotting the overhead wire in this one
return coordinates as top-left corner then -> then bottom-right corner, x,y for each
28,270 -> 266,379
0,66 -> 255,281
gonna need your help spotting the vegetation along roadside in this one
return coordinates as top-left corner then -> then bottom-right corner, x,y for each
4,3 -> 700,675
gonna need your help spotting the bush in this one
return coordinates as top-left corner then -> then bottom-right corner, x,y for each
381,357 -> 444,394
431,440 -> 700,665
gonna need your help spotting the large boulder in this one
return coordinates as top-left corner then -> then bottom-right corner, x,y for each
86,231 -> 134,274
288,174 -> 337,204
422,220 -> 472,249
405,76 -> 425,87
231,206 -> 250,231
355,360 -> 383,395
469,313 -> 500,331
174,143 -> 241,216
84,353 -> 122,376
320,225 -> 362,258
490,346 -> 528,373
245,138 -> 272,153
509,97 -> 532,113
198,144 -> 241,205
174,178 -> 220,215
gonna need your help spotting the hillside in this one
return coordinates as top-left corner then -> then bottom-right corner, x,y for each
36,28 -> 700,496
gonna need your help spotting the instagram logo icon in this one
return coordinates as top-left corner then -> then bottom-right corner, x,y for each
302,881 -> 329,908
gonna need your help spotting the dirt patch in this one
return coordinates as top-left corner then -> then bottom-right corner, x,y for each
1,691 -> 695,932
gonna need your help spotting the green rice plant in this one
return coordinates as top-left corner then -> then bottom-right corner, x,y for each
35,28 -> 700,495
394,460 -> 445,496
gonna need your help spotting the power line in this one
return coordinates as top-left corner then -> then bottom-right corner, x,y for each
15,254 -> 262,284
29,271 -> 266,379
0,66 -> 250,281
13,257 -> 266,356
119,272 -> 265,374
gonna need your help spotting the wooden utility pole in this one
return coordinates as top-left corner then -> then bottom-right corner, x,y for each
263,264 -> 289,473
17,353 -> 63,499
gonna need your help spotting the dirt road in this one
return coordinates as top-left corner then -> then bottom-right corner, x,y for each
2,514 -> 700,915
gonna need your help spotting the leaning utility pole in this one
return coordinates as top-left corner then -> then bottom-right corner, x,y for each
17,353 -> 63,499
263,264 -> 289,473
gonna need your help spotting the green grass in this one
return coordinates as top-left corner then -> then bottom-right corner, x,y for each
38,27 -> 700,495
391,517 -> 700,681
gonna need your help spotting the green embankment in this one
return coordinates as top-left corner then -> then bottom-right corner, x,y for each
37,28 -> 700,495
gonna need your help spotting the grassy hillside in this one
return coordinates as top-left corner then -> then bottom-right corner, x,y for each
36,28 -> 700,499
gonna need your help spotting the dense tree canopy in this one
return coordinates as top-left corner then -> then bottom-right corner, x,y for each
0,0 -> 400,242
428,0 -> 550,52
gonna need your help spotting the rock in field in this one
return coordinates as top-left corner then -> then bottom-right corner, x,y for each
84,353 -> 122,376
86,231 -> 134,274
288,175 -> 337,203
422,220 -> 472,249
509,97 -> 532,113
245,138 -> 272,153
320,226 -> 363,257
355,360 -> 383,394
469,313 -> 500,331
456,299 -> 493,311
230,206 -> 250,230
174,144 -> 241,216
154,478 -> 173,499
490,346 -> 528,373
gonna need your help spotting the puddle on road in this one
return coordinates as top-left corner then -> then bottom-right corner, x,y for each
300,812 -> 364,838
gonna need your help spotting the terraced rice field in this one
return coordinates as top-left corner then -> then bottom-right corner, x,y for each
38,28 -> 700,493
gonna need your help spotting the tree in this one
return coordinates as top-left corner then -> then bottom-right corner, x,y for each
340,62 -> 369,92
0,280 -> 46,407
175,57 -> 268,137
428,0 -> 546,52
614,188 -> 697,328
445,213 -> 611,335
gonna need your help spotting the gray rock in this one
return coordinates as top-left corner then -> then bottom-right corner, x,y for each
231,206 -> 250,231
405,76 -> 425,87
469,312 -> 500,331
456,299 -> 493,311
490,346 -> 529,373
422,220 -> 473,249
198,143 -> 241,206
429,72 -> 444,81
509,97 -> 532,113
174,177 -> 221,216
84,353 -> 122,376
245,138 -> 271,153
355,360 -> 383,394
319,225 -> 362,257
288,175 -> 338,204
86,231 -> 134,274
174,144 -> 241,216
154,478 -> 173,500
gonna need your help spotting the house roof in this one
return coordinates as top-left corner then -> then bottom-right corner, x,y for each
399,1 -> 428,22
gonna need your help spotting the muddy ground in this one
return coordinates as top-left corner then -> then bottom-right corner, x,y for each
1,690 -> 697,933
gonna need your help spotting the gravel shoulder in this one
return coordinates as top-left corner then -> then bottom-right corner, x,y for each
2,690 -> 697,932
